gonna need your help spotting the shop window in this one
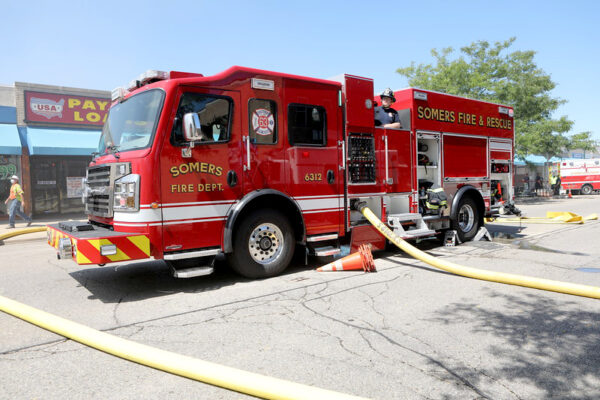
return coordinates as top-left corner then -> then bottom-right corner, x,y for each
288,104 -> 326,146
60,159 -> 87,214
248,99 -> 277,145
171,93 -> 232,146
30,157 -> 88,216
31,159 -> 59,215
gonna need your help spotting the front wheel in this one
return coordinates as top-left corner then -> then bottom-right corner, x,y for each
451,196 -> 480,243
229,209 -> 295,279
581,184 -> 593,195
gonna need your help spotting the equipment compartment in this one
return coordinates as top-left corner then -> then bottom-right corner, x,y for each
416,133 -> 440,187
348,134 -> 376,184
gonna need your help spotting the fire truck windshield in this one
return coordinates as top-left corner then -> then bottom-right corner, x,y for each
98,89 -> 165,155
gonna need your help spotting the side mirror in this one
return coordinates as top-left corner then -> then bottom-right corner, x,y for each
183,113 -> 205,142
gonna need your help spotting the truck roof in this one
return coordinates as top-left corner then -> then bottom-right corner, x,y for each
172,65 -> 343,88
393,87 -> 514,109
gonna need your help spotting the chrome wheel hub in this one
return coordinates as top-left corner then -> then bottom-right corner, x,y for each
458,204 -> 475,232
248,223 -> 284,264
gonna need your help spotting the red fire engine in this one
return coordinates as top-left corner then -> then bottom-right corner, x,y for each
558,158 -> 600,195
48,66 -> 515,278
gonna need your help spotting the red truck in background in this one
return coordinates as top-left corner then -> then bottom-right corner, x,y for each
47,66 -> 515,279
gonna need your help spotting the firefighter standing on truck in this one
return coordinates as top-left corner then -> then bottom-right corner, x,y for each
375,88 -> 401,129
4,175 -> 32,229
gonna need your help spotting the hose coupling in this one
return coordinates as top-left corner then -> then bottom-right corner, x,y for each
351,200 -> 368,211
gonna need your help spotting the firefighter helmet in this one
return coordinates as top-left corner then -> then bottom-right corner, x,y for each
380,88 -> 396,103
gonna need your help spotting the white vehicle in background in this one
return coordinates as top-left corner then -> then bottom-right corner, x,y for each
559,158 -> 600,195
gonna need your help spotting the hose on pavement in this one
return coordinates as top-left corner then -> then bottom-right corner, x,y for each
359,204 -> 600,300
0,294 -> 366,400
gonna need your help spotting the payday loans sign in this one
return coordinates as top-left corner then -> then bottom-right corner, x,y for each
25,91 -> 110,127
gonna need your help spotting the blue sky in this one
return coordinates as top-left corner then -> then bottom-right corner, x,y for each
2,1 -> 599,139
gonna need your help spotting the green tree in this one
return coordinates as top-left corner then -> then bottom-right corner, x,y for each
397,38 -> 572,160
568,131 -> 598,158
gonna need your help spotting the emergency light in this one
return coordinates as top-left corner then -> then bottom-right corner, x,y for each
414,91 -> 428,101
251,78 -> 274,91
498,106 -> 514,117
111,87 -> 127,102
128,70 -> 170,91
113,70 -> 171,101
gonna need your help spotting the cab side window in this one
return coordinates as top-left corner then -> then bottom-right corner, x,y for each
171,93 -> 232,146
288,104 -> 326,146
249,99 -> 277,145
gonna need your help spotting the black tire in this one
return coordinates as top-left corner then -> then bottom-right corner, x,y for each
581,184 -> 593,195
229,209 -> 295,279
451,196 -> 480,243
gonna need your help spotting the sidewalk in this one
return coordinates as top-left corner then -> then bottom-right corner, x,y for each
0,213 -> 86,243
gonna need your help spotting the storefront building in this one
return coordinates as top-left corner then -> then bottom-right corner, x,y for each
0,82 -> 110,219
0,88 -> 22,218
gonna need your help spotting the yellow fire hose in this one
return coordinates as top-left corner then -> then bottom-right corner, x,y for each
359,205 -> 600,300
0,294 -> 366,400
0,228 -> 367,399
486,212 -> 598,224
0,227 -> 47,241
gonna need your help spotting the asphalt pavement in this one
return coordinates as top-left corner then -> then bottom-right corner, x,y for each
1,195 -> 600,399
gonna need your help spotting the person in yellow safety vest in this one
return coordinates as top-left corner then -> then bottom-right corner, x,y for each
549,173 -> 559,196
4,175 -> 32,228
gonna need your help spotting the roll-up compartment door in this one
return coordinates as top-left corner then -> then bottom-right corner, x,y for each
443,135 -> 487,178
489,140 -> 512,161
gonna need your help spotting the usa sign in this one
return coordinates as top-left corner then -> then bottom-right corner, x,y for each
25,91 -> 110,127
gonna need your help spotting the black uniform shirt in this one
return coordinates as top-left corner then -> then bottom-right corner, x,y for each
374,106 -> 400,126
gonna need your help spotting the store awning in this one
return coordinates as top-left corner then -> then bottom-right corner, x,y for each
24,127 -> 101,156
0,124 -> 23,155
514,155 -> 561,166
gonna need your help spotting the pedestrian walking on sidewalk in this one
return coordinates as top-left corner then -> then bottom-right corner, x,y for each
4,175 -> 32,228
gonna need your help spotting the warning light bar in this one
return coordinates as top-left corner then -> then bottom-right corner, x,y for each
498,106 -> 514,117
111,87 -> 127,102
128,70 -> 170,91
414,91 -> 428,101
112,70 -> 204,102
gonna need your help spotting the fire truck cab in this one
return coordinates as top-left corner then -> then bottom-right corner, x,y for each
48,66 -> 515,279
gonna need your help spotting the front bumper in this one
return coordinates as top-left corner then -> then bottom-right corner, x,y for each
47,222 -> 151,265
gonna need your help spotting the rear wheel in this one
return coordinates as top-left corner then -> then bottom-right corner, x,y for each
451,196 -> 480,242
581,184 -> 593,195
229,209 -> 295,279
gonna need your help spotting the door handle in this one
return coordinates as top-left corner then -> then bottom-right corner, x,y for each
327,170 -> 335,184
243,135 -> 251,171
227,170 -> 238,187
338,140 -> 346,170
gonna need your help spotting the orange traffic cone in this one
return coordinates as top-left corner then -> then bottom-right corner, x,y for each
568,189 -> 572,198
316,244 -> 376,272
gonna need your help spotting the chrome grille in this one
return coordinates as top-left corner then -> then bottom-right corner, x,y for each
87,165 -> 111,187
85,165 -> 113,218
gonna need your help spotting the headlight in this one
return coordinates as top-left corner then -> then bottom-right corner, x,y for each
114,174 -> 140,212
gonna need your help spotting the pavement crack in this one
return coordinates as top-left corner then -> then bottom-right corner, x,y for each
112,296 -> 124,325
301,299 -> 492,399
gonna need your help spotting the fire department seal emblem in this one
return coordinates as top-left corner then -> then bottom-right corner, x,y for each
251,108 -> 274,136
